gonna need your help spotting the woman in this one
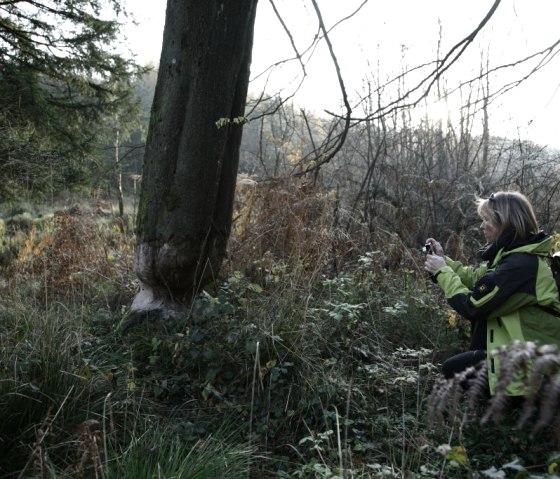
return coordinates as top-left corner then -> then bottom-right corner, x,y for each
424,191 -> 560,395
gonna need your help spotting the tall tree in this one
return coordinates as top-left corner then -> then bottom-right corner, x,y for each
0,0 -> 141,198
130,0 -> 258,319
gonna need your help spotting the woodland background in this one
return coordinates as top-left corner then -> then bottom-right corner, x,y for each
2,1 -> 560,478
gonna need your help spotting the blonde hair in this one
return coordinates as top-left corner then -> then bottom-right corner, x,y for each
476,191 -> 539,240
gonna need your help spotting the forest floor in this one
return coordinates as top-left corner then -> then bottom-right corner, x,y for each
0,196 -> 559,478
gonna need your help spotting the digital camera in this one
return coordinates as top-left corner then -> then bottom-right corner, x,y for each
422,243 -> 433,254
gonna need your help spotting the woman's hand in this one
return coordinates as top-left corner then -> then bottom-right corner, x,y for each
425,254 -> 446,274
425,238 -> 444,256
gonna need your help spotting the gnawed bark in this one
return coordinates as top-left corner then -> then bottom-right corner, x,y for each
129,0 -> 258,322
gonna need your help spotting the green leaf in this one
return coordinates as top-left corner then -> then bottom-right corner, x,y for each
248,283 -> 263,293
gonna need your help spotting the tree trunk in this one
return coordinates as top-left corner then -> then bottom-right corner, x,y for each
115,129 -> 125,231
131,0 -> 258,318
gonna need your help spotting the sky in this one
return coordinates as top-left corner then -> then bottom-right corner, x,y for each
120,1 -> 560,150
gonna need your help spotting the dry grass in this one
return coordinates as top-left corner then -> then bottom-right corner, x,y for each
229,175 -> 381,282
9,206 -> 135,299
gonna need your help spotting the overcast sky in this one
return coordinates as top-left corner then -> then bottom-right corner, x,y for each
121,1 -> 560,150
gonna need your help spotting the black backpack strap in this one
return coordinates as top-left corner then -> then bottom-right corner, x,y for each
540,254 -> 560,317
551,254 -> 560,278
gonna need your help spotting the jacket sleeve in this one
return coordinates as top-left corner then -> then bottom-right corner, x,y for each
444,257 -> 488,289
435,253 -> 537,321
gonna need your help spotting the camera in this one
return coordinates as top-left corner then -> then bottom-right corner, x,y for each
422,243 -> 433,254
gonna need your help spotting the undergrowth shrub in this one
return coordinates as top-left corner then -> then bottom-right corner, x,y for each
16,212 -> 124,287
0,200 -> 138,476
3,186 -> 559,477
229,176 -> 364,281
112,175 -> 475,476
120,242 -> 464,476
2,205 -> 136,310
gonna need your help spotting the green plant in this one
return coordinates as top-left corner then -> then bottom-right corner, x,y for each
4,193 -> 560,478
106,419 -> 255,479
0,295 -> 113,475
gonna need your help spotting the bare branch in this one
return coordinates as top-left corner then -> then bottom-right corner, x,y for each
294,0 -> 353,177
429,38 -> 560,122
251,0 -> 368,107
269,0 -> 307,76
337,0 -> 503,122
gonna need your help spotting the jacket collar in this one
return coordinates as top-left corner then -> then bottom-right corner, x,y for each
479,229 -> 550,264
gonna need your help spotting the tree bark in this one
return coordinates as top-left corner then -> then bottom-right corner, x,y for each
131,0 -> 258,317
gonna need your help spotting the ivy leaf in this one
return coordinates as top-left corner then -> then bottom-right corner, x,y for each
445,445 -> 469,467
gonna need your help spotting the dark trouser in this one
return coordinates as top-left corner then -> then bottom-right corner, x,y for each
442,350 -> 487,379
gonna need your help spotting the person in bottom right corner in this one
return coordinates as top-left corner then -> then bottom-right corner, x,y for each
424,190 -> 560,396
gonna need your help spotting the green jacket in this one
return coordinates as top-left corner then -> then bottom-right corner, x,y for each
435,233 -> 560,395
